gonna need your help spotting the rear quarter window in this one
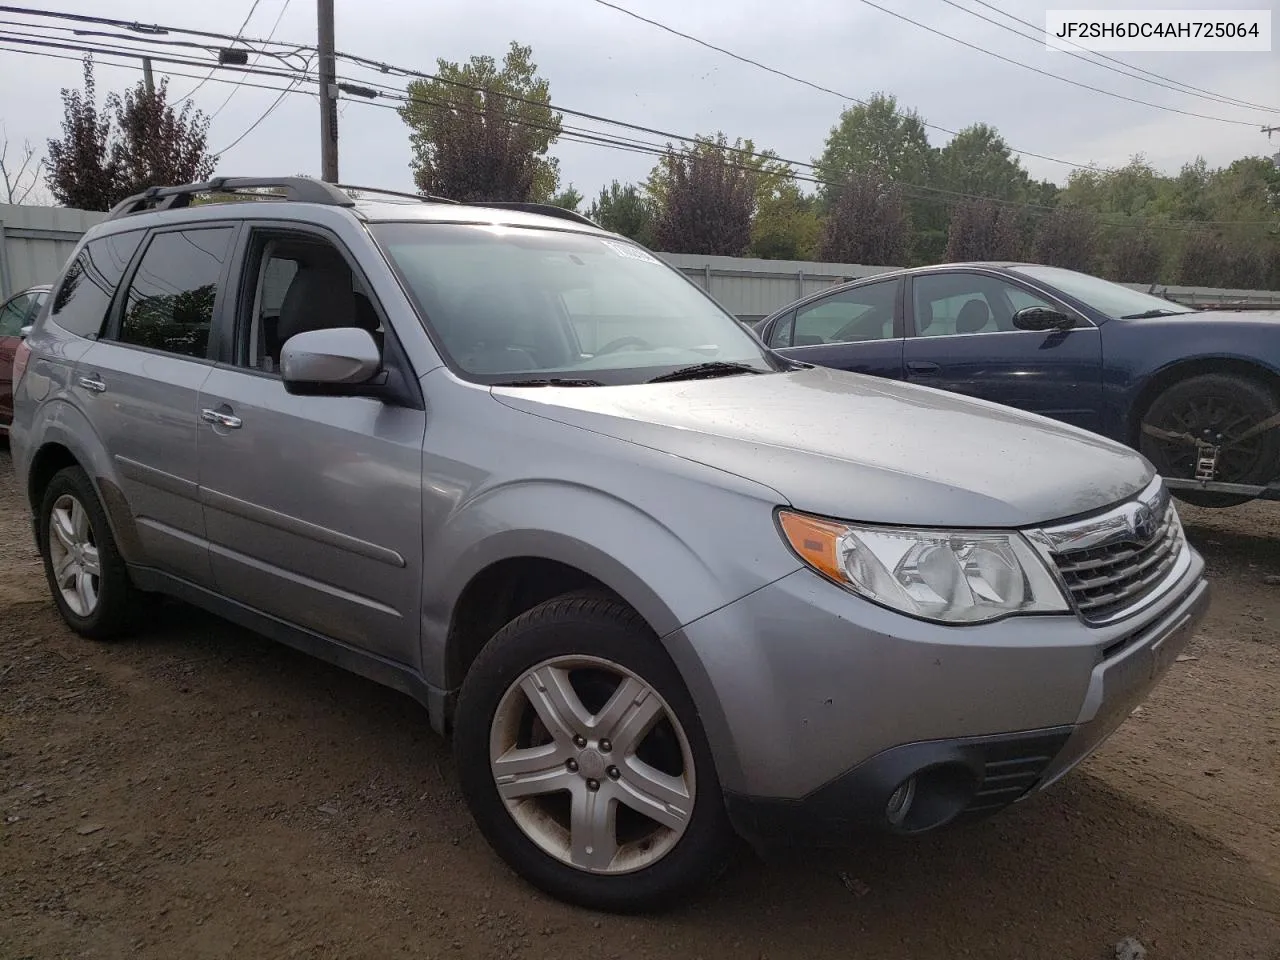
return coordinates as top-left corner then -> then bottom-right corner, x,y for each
48,230 -> 145,339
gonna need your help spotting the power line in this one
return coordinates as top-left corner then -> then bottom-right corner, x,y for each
0,38 -> 310,97
586,0 -> 1102,173
364,87 -> 1277,229
174,0 -> 262,104
962,0 -> 1280,115
6,2 -> 1107,176
850,0 -> 1258,126
3,13 -> 1276,230
209,0 -> 294,120
937,0 -> 1280,116
213,79 -> 299,154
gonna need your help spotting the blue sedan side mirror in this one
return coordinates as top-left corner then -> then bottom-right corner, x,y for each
1012,306 -> 1074,331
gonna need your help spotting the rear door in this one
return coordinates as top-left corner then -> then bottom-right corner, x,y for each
78,224 -> 238,586
196,224 -> 426,666
902,271 -> 1104,431
763,277 -> 904,379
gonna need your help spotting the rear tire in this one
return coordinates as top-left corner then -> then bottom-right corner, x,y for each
453,592 -> 734,913
38,466 -> 137,640
1138,373 -> 1280,509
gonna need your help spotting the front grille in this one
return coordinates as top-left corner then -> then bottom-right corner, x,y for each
1043,487 -> 1184,624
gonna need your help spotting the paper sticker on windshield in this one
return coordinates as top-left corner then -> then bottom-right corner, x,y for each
601,238 -> 660,264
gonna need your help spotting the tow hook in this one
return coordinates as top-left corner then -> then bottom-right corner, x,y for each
1195,436 -> 1220,483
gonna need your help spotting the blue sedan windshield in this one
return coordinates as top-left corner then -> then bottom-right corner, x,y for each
1010,265 -> 1196,320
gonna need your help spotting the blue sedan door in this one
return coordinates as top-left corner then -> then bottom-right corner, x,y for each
902,271 -> 1104,432
761,277 -> 904,379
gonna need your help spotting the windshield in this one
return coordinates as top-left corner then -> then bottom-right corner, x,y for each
1009,264 -> 1196,320
372,222 -> 776,385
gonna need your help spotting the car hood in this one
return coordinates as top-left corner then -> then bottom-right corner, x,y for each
492,367 -> 1153,528
1125,308 -> 1280,327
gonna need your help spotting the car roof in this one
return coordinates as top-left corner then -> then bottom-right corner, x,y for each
82,196 -> 612,245
87,178 -> 611,240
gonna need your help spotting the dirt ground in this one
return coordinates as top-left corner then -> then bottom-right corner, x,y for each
1,447 -> 1278,960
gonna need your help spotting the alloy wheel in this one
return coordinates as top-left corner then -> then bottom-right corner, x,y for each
488,654 -> 696,875
47,493 -> 100,618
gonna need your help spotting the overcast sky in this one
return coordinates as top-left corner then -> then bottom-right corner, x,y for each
1,0 -> 1277,204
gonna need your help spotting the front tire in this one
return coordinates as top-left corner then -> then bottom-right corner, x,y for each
38,466 -> 137,640
453,593 -> 734,912
1139,373 -> 1280,508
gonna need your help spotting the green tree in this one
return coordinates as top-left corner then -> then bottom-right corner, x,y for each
1062,156 -> 1166,218
751,179 -> 822,260
936,124 -> 1031,201
813,93 -> 933,205
587,181 -> 653,246
398,42 -> 561,202
549,184 -> 583,211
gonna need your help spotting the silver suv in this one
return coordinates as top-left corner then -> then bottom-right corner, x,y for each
10,177 -> 1209,912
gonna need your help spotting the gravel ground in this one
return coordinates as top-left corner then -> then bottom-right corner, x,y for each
1,446 -> 1278,960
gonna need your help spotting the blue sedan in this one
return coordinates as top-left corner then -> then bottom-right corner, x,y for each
753,263 -> 1280,507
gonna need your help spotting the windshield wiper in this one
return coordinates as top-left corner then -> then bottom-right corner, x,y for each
1119,308 -> 1182,319
646,361 -> 766,384
490,377 -> 604,387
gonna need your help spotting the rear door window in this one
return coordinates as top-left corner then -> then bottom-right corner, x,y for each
115,227 -> 235,359
48,231 -> 145,339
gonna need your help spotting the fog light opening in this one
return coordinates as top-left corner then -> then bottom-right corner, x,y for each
889,763 -> 978,834
885,777 -> 917,827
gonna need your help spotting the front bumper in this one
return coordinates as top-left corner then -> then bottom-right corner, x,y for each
665,546 -> 1208,851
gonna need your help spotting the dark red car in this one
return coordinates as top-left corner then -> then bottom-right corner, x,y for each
0,284 -> 49,433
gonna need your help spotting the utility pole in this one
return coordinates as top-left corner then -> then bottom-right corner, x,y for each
142,57 -> 155,95
317,0 -> 339,182
1264,125 -> 1280,139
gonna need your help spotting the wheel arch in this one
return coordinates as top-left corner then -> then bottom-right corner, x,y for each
24,404 -> 141,563
1127,355 -> 1280,447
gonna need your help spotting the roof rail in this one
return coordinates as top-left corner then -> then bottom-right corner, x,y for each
471,201 -> 601,228
335,183 -> 459,205
104,176 -> 356,221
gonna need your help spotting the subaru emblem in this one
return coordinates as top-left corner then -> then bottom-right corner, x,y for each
1131,503 -> 1155,542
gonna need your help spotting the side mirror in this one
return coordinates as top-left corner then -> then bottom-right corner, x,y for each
1012,306 -> 1074,332
19,325 -> 32,339
281,327 -> 383,396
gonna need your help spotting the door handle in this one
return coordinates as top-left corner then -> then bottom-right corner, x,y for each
907,361 -> 941,376
77,375 -> 106,393
200,408 -> 243,429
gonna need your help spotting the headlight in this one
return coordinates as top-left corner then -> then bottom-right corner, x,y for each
778,510 -> 1068,624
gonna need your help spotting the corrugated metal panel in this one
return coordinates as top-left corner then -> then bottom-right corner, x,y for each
4,202 -> 1279,315
0,203 -> 105,298
656,252 -> 901,321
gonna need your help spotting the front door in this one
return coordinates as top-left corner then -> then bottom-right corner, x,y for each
196,227 -> 426,666
765,277 -> 905,379
902,271 -> 1104,431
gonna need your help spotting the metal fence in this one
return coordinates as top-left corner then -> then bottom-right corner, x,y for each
0,203 -> 105,299
656,253 -> 901,322
4,202 -> 1279,318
